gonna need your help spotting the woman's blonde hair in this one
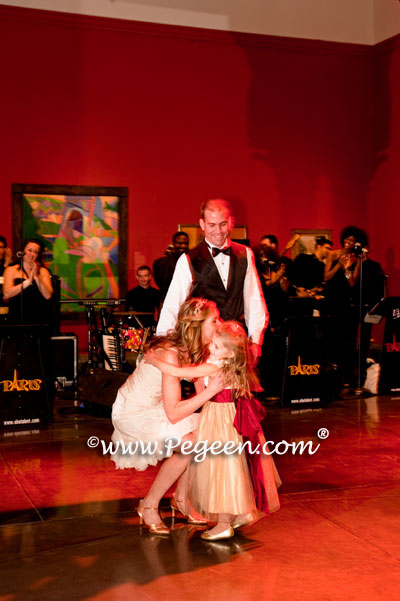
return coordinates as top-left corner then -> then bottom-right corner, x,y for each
148,298 -> 217,364
215,321 -> 260,399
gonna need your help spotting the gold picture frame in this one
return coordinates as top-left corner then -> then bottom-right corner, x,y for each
12,183 -> 128,312
289,229 -> 332,259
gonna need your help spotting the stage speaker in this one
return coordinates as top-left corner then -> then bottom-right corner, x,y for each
78,369 -> 129,416
378,297 -> 400,394
0,325 -> 52,428
50,334 -> 78,389
280,316 -> 331,408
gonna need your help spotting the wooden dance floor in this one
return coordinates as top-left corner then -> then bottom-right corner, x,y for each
1,391 -> 400,601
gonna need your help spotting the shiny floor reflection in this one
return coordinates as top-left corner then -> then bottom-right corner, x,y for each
1,394 -> 400,601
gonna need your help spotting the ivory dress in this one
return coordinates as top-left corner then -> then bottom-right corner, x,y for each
111,350 -> 199,471
187,365 -> 281,522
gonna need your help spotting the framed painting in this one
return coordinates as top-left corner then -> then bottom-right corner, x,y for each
289,229 -> 332,259
178,224 -> 248,249
12,184 -> 128,312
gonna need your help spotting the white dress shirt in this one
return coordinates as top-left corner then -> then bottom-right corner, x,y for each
156,239 -> 268,345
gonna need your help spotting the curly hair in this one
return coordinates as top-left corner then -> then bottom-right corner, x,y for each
148,298 -> 218,364
215,321 -> 260,400
172,231 -> 189,243
340,226 -> 368,248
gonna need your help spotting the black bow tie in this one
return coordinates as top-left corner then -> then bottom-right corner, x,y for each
211,246 -> 231,257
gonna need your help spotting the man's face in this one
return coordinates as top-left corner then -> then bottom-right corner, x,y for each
317,244 -> 332,261
173,235 -> 189,255
200,207 -> 233,248
261,237 -> 277,251
137,269 -> 152,288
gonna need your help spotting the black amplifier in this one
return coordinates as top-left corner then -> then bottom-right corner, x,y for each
50,334 -> 78,389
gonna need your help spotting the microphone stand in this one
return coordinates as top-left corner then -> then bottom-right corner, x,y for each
353,249 -> 371,397
19,254 -> 24,325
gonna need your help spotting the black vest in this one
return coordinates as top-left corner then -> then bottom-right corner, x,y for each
188,240 -> 248,322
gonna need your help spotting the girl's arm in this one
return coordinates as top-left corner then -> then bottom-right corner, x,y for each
145,349 -> 219,378
158,348 -> 224,424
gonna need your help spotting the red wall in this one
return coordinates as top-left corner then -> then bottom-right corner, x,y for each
0,6 -> 398,344
368,36 -> 400,294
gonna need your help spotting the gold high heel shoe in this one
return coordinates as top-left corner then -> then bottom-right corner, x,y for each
137,499 -> 170,535
200,526 -> 234,541
170,497 -> 208,525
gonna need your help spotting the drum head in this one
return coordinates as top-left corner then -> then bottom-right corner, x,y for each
121,327 -> 143,351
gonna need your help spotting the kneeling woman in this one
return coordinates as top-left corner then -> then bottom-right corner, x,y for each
111,297 -> 223,534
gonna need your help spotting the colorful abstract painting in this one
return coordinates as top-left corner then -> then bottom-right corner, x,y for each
13,185 -> 128,313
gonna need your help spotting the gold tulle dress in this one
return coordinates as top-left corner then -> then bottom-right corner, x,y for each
187,384 -> 281,524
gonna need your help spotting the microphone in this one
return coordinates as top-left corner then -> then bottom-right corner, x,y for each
354,242 -> 368,255
16,251 -> 25,258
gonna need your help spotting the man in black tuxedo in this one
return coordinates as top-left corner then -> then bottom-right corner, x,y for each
156,199 -> 268,358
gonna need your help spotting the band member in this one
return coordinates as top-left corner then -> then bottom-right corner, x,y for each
3,239 -> 53,324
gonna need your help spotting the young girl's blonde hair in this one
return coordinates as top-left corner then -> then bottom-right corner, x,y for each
148,298 -> 217,364
215,321 -> 260,399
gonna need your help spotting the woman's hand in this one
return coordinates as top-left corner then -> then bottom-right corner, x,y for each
339,253 -> 355,271
29,262 -> 38,284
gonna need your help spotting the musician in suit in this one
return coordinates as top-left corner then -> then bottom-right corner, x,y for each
125,265 -> 161,328
291,236 -> 333,301
156,199 -> 267,359
0,235 -> 12,312
0,235 -> 12,276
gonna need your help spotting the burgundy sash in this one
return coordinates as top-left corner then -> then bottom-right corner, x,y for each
211,389 -> 233,403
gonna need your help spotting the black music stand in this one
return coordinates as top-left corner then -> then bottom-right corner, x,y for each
353,250 -> 373,397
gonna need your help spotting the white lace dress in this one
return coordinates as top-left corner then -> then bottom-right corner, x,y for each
111,353 -> 199,471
